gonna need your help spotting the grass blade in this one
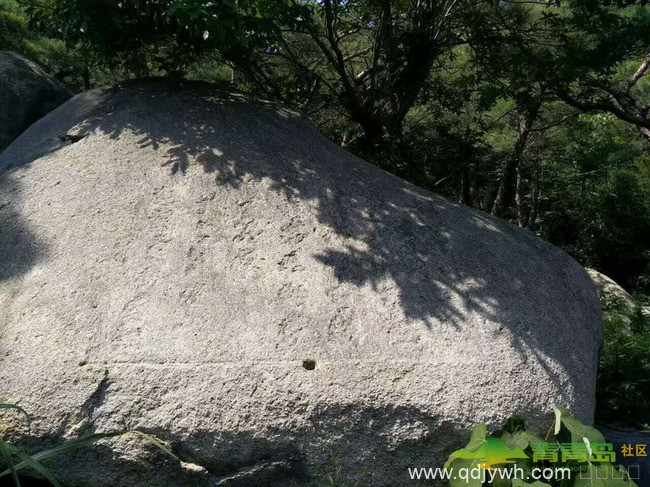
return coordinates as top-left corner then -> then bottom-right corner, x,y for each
0,404 -> 30,422
1,442 -> 60,487
0,438 -> 21,486
0,433 -> 126,479
0,430 -> 178,481
29,431 -> 128,464
29,431 -> 178,464
130,431 -> 178,461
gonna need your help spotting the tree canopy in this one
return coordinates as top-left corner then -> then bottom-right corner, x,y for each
3,0 -> 650,291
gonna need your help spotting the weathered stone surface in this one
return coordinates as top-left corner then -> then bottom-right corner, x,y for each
0,81 -> 602,486
0,51 -> 71,151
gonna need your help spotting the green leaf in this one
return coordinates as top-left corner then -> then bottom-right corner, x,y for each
553,407 -> 605,444
553,406 -> 563,436
447,458 -> 483,487
444,424 -> 487,469
492,473 -> 514,487
512,479 -> 552,487
466,424 -> 487,451
573,464 -> 638,487
501,430 -> 544,450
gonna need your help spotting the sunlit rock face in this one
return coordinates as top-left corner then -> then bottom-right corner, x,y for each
0,81 -> 601,486
0,51 -> 71,151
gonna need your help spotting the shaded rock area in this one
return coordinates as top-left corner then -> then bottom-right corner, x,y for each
0,80 -> 602,486
0,51 -> 71,151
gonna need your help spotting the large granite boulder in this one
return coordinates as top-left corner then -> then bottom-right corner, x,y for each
0,81 -> 602,486
0,51 -> 71,152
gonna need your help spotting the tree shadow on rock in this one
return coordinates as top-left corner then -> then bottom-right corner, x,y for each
0,167 -> 44,283
0,80 -> 599,404
75,82 -> 596,374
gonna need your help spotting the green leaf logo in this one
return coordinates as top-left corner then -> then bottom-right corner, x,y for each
447,437 -> 530,470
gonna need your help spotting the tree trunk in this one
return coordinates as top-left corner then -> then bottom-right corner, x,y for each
515,163 -> 527,227
82,66 -> 91,91
459,146 -> 473,206
527,160 -> 541,231
385,116 -> 404,142
473,172 -> 483,211
491,104 -> 540,217
359,119 -> 384,152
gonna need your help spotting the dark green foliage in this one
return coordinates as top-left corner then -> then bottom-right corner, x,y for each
0,1 -> 30,53
23,0 -> 306,79
596,301 -> 650,426
539,114 -> 650,291
0,1 -> 106,91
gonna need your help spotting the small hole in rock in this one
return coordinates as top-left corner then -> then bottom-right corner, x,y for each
302,359 -> 316,370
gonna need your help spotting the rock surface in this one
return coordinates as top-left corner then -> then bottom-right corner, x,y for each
0,81 -> 602,486
0,51 -> 71,152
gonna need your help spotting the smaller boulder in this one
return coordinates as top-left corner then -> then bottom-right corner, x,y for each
641,306 -> 650,324
587,268 -> 637,315
0,51 -> 71,151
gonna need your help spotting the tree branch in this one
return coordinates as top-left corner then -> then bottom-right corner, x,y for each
555,90 -> 650,130
627,55 -> 649,92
